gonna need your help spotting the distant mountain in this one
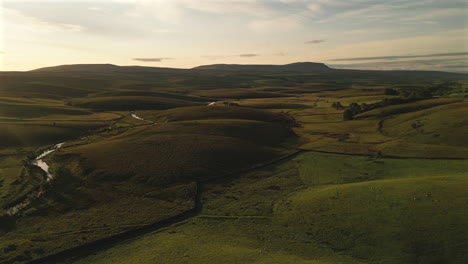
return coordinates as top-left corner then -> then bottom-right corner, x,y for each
32,62 -> 331,73
31,62 -> 464,76
192,62 -> 332,72
31,64 -> 186,73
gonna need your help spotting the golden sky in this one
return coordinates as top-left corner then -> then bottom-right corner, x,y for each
1,0 -> 467,72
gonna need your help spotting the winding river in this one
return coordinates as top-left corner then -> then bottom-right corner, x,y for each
32,142 -> 65,182
6,142 -> 65,215
130,112 -> 154,123
6,112 -> 155,215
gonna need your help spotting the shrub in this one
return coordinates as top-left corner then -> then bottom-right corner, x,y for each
384,88 -> 399,95
349,103 -> 362,115
343,109 -> 353,120
332,102 -> 344,109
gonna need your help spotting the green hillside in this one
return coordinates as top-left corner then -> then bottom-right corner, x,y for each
68,96 -> 202,111
276,175 -> 467,264
0,64 -> 466,264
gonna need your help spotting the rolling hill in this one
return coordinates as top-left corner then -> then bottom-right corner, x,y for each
192,62 -> 332,72
31,64 -> 187,73
32,62 -> 331,73
0,61 -> 467,264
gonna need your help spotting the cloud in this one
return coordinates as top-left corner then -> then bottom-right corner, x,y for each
399,8 -> 466,24
130,0 -> 273,24
249,14 -> 303,32
239,53 -> 259,57
133,57 -> 174,62
343,28 -> 403,35
202,55 -> 228,60
152,28 -> 177,34
318,0 -> 437,24
444,65 -> 468,69
306,3 -> 321,12
320,30 -> 468,62
203,53 -> 260,59
329,52 -> 468,61
306,39 -> 325,44
3,7 -> 85,33
184,0 -> 271,17
88,7 -> 102,11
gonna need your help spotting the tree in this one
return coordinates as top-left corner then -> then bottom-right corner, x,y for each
384,88 -> 399,95
332,102 -> 344,109
343,109 -> 353,120
360,103 -> 369,112
349,103 -> 362,115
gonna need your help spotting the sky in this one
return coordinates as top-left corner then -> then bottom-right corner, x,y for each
0,0 -> 467,72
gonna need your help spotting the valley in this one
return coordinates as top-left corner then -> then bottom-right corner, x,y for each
0,63 -> 467,264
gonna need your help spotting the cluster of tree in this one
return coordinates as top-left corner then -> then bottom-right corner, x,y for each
425,81 -> 463,96
342,82 -> 462,120
342,95 -> 440,120
384,88 -> 399,95
384,87 -> 432,100
385,82 -> 462,99
343,97 -> 423,120
331,102 -> 344,109
398,89 -> 432,100
343,102 -> 365,120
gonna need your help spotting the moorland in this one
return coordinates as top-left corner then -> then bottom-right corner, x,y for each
0,62 -> 467,264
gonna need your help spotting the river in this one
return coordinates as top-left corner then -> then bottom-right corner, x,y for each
6,112 -> 154,215
6,142 -> 65,215
130,112 -> 154,123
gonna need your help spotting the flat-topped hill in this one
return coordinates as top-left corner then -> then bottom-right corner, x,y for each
192,62 -> 331,72
31,62 -> 331,73
31,64 -> 186,73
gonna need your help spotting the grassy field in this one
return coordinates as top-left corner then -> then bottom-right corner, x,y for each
139,106 -> 295,125
355,98 -> 463,119
57,106 -> 294,186
0,101 -> 92,119
192,88 -> 290,99
381,101 -> 468,147
0,156 -> 37,210
67,96 -> 204,111
282,93 -> 468,158
139,119 -> 292,145
294,151 -> 468,185
0,104 -> 296,263
0,66 -> 467,263
88,90 -> 210,102
67,151 -> 468,264
70,154 -> 366,264
276,175 -> 467,264
0,124 -> 99,149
